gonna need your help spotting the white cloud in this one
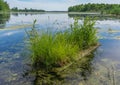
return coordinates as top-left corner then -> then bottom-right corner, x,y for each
5,0 -> 72,11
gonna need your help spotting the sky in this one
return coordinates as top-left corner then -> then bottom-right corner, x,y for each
5,0 -> 120,11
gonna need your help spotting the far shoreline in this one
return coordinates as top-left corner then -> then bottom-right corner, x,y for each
10,11 -> 100,14
0,11 -> 119,17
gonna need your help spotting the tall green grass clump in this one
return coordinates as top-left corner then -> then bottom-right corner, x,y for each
27,17 -> 98,68
69,17 -> 97,50
81,17 -> 97,48
27,20 -> 78,67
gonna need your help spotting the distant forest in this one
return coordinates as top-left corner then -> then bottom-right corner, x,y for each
11,7 -> 45,12
68,3 -> 120,15
0,0 -> 10,11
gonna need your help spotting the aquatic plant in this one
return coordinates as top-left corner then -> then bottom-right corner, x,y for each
81,17 -> 97,48
27,20 -> 78,67
69,17 -> 97,49
26,17 -> 98,68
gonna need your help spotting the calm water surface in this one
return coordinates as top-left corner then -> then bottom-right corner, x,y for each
0,13 -> 120,85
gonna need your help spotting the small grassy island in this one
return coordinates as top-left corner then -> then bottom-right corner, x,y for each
27,17 -> 99,71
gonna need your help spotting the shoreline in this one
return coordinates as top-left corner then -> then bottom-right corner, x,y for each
0,12 -> 119,17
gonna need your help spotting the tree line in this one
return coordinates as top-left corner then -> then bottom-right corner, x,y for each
68,3 -> 120,15
11,7 -> 45,12
0,0 -> 10,11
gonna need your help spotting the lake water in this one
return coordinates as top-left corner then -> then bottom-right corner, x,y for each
0,13 -> 120,85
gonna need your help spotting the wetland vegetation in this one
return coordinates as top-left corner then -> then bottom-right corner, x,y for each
26,17 -> 98,69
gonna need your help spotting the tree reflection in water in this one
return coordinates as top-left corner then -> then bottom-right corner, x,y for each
0,13 -> 10,28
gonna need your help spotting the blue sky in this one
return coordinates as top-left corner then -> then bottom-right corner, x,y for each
5,0 -> 120,11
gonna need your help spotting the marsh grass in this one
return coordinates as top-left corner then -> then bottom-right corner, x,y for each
27,17 -> 97,68
69,17 -> 97,50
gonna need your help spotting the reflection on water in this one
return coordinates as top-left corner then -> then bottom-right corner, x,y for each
0,13 -> 10,28
68,13 -> 120,20
11,12 -> 46,17
11,13 -> 19,17
0,13 -> 120,85
0,29 -> 33,85
84,39 -> 120,85
26,54 -> 94,85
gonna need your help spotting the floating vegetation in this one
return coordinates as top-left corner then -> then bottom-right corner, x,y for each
0,24 -> 33,30
108,28 -> 120,33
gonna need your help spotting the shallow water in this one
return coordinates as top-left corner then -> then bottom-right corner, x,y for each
0,13 -> 120,85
